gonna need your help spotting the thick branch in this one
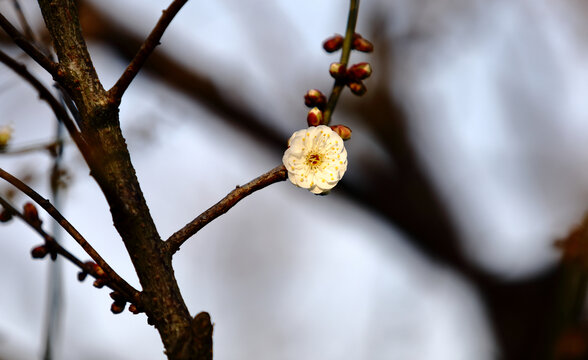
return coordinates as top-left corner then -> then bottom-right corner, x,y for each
0,167 -> 138,299
165,165 -> 287,255
109,0 -> 188,101
37,0 -> 106,124
0,11 -> 58,76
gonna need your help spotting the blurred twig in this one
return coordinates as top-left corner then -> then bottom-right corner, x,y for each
109,0 -> 188,102
0,167 -> 139,300
0,11 -> 57,76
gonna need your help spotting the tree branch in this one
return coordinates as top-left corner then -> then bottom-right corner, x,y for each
108,0 -> 188,102
165,165 -> 287,255
323,0 -> 360,124
0,11 -> 58,76
0,49 -> 88,154
0,196 -> 138,302
0,167 -> 139,300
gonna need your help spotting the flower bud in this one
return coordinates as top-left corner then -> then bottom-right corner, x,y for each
352,37 -> 374,53
304,89 -> 327,109
111,300 -> 126,314
347,62 -> 372,81
330,125 -> 352,140
307,107 -> 324,127
329,62 -> 346,79
129,303 -> 142,314
93,278 -> 108,288
77,270 -> 88,282
110,291 -> 125,302
0,209 -> 13,222
348,81 -> 367,96
23,202 -> 41,227
323,34 -> 344,53
31,245 -> 49,259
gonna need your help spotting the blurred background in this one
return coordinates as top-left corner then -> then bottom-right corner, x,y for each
2,0 -> 588,358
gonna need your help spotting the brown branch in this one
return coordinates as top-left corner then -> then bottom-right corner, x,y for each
0,167 -> 139,300
108,0 -> 188,101
0,49 -> 88,155
165,165 -> 287,255
0,196 -> 137,302
0,11 -> 58,76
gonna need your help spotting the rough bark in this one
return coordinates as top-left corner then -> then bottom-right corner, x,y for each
36,0 -> 212,358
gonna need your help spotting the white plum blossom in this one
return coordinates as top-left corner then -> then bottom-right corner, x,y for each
282,125 -> 348,194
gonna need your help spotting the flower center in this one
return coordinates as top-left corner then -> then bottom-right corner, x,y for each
306,153 -> 322,169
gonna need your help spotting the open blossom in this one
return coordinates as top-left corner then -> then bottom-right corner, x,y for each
282,125 -> 348,194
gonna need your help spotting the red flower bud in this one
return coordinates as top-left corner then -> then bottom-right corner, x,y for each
323,34 -> 344,53
307,107 -> 324,127
23,202 -> 41,227
329,62 -> 346,79
304,89 -> 327,109
330,125 -> 352,140
347,62 -> 372,81
352,37 -> 374,53
129,303 -> 143,314
31,245 -> 49,259
348,81 -> 367,96
111,300 -> 126,314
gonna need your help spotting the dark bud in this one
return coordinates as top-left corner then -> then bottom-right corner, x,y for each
0,209 -> 13,223
110,291 -> 125,302
49,249 -> 58,261
304,89 -> 327,109
85,260 -> 105,278
348,81 -> 367,96
110,300 -> 126,314
77,271 -> 88,282
31,245 -> 49,259
347,62 -> 372,81
128,304 -> 140,314
23,202 -> 42,227
93,278 -> 108,289
323,34 -> 344,53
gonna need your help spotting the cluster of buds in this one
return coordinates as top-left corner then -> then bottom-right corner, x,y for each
323,32 -> 373,96
323,33 -> 374,53
329,61 -> 372,96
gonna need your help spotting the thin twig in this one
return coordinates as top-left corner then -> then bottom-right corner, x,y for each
323,0 -> 360,125
0,11 -> 58,76
0,49 -> 88,155
0,140 -> 65,156
11,0 -> 35,42
165,165 -> 287,255
0,196 -> 137,301
0,168 -> 139,299
108,0 -> 188,101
